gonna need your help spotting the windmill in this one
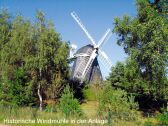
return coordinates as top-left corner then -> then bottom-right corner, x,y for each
70,11 -> 112,83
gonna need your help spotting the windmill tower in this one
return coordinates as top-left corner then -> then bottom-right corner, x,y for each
71,12 -> 112,83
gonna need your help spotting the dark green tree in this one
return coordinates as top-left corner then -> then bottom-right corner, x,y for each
109,59 -> 148,95
0,13 -> 34,105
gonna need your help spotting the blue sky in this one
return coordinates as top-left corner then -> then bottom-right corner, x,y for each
0,0 -> 137,78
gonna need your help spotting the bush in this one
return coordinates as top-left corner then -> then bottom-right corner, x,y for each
98,84 -> 139,122
157,112 -> 168,125
58,85 -> 83,117
83,83 -> 103,101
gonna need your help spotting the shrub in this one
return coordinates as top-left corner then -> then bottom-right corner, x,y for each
157,112 -> 168,125
58,85 -> 83,117
98,84 -> 139,122
83,83 -> 103,101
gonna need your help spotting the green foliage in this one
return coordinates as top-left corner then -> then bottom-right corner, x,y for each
149,0 -> 168,16
0,67 -> 34,106
8,68 -> 34,106
157,112 -> 168,125
113,0 -> 168,99
83,83 -> 103,101
0,9 -> 70,107
83,88 -> 96,101
109,59 -> 149,96
58,86 -> 83,117
98,84 -> 139,122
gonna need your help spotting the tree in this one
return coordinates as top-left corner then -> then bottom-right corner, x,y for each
0,10 -> 70,109
113,0 -> 168,100
109,59 -> 148,96
0,9 -> 11,84
24,10 -> 70,110
0,13 -> 35,106
110,0 -> 168,112
149,0 -> 168,14
58,85 -> 83,117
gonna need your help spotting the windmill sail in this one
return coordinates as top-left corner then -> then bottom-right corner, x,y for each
71,11 -> 112,83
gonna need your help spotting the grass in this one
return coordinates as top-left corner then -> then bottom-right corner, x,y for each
0,101 -> 159,126
81,101 -> 98,118
0,102 -> 104,126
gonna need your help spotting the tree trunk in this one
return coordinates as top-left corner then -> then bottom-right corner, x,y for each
167,101 -> 168,112
38,84 -> 42,111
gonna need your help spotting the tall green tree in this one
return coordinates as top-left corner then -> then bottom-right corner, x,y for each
0,10 -> 70,109
113,0 -> 168,98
